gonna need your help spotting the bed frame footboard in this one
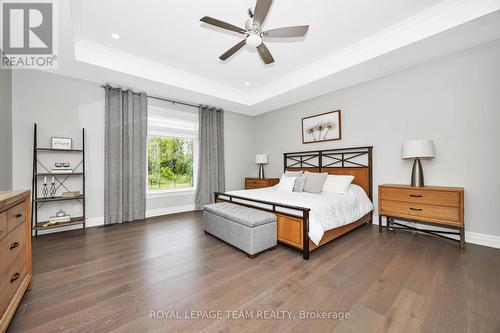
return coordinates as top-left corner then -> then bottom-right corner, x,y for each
214,192 -> 312,260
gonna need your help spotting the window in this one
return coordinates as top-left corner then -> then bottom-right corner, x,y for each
147,99 -> 198,194
148,136 -> 193,190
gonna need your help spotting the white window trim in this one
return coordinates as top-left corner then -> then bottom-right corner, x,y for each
146,131 -> 198,197
147,187 -> 195,199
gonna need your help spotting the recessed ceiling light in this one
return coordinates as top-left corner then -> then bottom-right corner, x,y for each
245,82 -> 251,86
111,33 -> 120,40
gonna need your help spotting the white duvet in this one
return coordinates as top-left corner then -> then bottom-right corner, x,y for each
225,184 -> 374,245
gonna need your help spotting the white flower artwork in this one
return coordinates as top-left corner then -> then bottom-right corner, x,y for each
302,110 -> 341,144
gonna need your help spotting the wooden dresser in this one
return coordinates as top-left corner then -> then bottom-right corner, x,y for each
378,184 -> 464,249
0,191 -> 31,333
245,178 -> 279,190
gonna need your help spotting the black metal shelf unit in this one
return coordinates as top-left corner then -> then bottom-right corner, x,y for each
31,123 -> 86,236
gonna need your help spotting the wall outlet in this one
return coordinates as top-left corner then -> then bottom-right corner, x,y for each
74,206 -> 81,213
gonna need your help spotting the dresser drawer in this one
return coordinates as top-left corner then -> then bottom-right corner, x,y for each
0,225 -> 27,316
380,188 -> 460,207
0,253 -> 26,317
380,200 -> 461,225
6,201 -> 26,233
0,223 -> 27,274
0,212 -> 6,241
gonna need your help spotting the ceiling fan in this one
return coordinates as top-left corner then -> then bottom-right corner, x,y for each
200,0 -> 309,64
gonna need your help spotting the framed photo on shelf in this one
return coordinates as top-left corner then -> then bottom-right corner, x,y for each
51,137 -> 72,150
301,110 -> 342,144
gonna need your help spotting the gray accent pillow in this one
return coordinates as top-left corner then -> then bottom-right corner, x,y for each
284,170 -> 304,177
303,171 -> 328,193
293,176 -> 306,192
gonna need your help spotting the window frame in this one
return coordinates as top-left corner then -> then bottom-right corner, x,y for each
146,130 -> 198,197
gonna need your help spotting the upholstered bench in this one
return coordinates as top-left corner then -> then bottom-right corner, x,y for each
203,202 -> 277,258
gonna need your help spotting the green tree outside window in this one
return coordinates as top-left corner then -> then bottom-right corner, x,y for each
148,137 -> 194,190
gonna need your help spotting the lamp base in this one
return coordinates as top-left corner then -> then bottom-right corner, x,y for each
411,157 -> 424,187
258,164 -> 265,179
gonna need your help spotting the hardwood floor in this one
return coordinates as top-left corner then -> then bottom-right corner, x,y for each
7,211 -> 500,333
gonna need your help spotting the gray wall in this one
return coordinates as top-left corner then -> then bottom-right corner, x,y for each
0,68 -> 12,190
253,39 -> 500,237
11,70 -> 254,224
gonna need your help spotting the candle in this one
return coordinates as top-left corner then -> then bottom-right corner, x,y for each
51,176 -> 54,184
44,176 -> 47,184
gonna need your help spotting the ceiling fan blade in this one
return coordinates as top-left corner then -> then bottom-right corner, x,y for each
253,0 -> 273,28
200,16 -> 246,34
219,40 -> 247,61
257,43 -> 274,64
263,25 -> 309,38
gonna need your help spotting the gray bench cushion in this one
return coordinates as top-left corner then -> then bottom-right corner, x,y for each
203,202 -> 276,228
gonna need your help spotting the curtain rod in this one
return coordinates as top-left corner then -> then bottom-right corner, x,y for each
101,84 -> 200,109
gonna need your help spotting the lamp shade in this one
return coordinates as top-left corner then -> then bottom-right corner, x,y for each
255,153 -> 269,164
402,140 -> 435,159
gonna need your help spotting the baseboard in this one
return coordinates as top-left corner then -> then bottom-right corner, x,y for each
465,232 -> 500,249
373,214 -> 500,249
86,216 -> 104,227
34,205 -> 195,235
145,204 -> 196,218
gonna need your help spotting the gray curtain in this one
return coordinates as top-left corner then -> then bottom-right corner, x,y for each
195,106 -> 225,210
104,86 -> 148,225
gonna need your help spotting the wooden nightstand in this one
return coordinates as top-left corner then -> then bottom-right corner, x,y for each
245,178 -> 279,190
378,184 -> 465,249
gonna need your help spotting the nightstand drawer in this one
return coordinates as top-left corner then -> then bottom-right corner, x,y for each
245,178 -> 279,190
246,179 -> 264,186
380,188 -> 460,207
380,200 -> 461,225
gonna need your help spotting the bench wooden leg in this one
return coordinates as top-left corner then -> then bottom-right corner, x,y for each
246,253 -> 258,259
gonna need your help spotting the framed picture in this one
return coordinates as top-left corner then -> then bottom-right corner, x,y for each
302,110 -> 342,144
51,137 -> 72,150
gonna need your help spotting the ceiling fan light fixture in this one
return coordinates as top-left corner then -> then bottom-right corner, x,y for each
246,34 -> 263,48
200,0 -> 309,64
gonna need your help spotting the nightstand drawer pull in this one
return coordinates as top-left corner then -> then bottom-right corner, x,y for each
409,208 -> 423,211
10,272 -> 20,283
10,241 -> 20,250
14,213 -> 23,218
409,194 -> 422,198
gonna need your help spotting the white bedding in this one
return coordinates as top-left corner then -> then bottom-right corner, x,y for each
225,184 -> 374,246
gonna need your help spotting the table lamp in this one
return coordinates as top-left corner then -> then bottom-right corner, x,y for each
402,140 -> 435,187
255,154 -> 269,179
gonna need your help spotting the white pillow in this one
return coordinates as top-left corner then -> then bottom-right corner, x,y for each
322,175 -> 355,194
277,176 -> 296,192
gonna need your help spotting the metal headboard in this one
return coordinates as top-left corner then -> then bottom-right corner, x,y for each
283,146 -> 373,200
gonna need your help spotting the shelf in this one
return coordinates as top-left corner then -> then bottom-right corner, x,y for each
35,172 -> 83,176
35,217 -> 85,230
35,195 -> 84,203
36,148 -> 83,152
32,124 -> 87,236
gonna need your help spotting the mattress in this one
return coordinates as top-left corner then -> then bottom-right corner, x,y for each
225,184 -> 374,245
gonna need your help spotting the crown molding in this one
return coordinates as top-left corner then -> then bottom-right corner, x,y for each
67,0 -> 500,115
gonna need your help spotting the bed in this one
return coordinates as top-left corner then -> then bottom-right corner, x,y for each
215,146 -> 374,260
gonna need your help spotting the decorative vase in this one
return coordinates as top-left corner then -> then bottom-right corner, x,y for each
42,183 -> 49,198
49,182 -> 56,198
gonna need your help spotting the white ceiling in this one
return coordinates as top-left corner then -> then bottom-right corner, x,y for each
49,0 -> 500,115
74,0 -> 444,88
